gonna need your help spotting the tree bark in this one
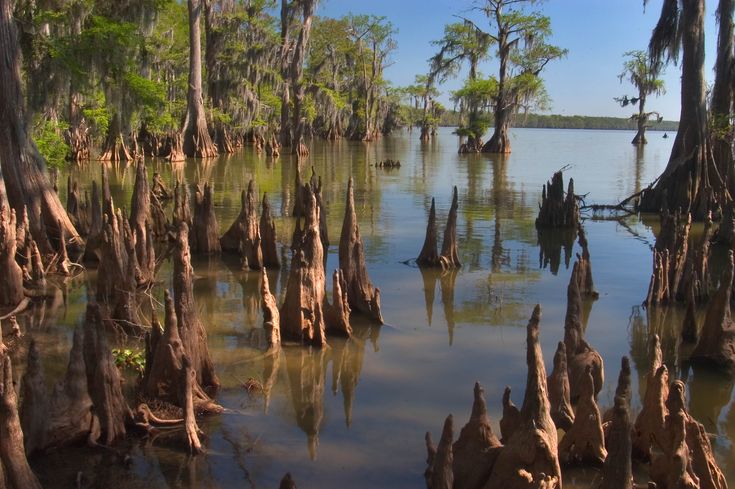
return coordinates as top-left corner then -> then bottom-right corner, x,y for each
289,0 -> 317,157
0,0 -> 81,255
339,178 -> 383,323
0,205 -> 24,308
639,0 -> 723,219
183,0 -> 218,158
711,0 -> 734,192
0,355 -> 42,489
174,222 -> 220,392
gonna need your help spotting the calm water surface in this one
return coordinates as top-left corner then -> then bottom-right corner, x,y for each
19,127 -> 735,488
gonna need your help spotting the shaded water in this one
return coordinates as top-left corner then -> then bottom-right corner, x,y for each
16,127 -> 735,487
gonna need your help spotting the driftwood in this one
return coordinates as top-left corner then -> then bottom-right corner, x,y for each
417,188 -> 462,269
0,205 -> 23,307
280,188 -> 328,347
535,171 -> 579,229
651,381 -> 727,489
451,383 -> 503,489
0,355 -> 42,489
599,357 -> 633,489
192,182 -> 221,254
558,365 -> 607,466
261,270 -> 281,349
485,305 -> 562,489
83,304 -> 131,445
564,262 -> 604,400
260,193 -> 280,269
632,335 -> 669,461
173,222 -> 220,392
338,178 -> 384,323
691,250 -> 735,371
547,342 -> 574,431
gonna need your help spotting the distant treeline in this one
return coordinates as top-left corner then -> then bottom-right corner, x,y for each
438,111 -> 679,132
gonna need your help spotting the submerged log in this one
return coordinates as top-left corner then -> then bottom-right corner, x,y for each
260,193 -> 280,269
83,304 -> 130,445
485,305 -> 561,489
0,205 -> 24,307
691,250 -> 735,371
280,188 -> 328,347
599,357 -> 633,489
0,355 -> 42,489
338,178 -> 383,323
558,365 -> 607,466
261,270 -> 281,349
192,182 -> 221,254
173,222 -> 220,392
547,342 -> 574,431
632,335 -> 669,461
452,383 -> 502,489
564,262 -> 604,400
535,171 -> 579,229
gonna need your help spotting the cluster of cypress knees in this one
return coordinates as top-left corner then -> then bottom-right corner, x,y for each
425,171 -> 733,489
0,164 -> 732,488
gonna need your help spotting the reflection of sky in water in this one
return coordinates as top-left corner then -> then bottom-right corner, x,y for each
23,127 -> 735,488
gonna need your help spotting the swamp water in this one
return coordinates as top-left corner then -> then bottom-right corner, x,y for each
17,127 -> 735,487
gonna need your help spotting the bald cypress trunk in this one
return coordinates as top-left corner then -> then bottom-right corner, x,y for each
290,0 -> 316,157
640,0 -> 723,218
0,0 -> 81,254
182,0 -> 217,158
711,0 -> 734,193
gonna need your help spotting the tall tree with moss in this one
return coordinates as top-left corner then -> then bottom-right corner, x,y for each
639,0 -> 727,218
0,0 -> 80,252
477,0 -> 566,154
430,21 -> 492,152
711,0 -> 734,193
183,0 -> 217,158
615,50 -> 665,145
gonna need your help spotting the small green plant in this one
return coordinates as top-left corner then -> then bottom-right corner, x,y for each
33,117 -> 70,168
112,348 -> 145,377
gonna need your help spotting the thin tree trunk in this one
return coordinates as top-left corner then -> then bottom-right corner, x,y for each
182,0 -> 218,158
632,95 -> 648,145
279,0 -> 292,148
290,0 -> 317,156
0,0 -> 81,254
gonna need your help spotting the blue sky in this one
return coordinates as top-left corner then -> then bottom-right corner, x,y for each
318,0 -> 720,120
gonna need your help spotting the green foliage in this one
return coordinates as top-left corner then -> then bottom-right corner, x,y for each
112,348 -> 146,377
33,117 -> 70,168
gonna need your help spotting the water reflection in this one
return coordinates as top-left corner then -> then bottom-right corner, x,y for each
419,267 -> 458,345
